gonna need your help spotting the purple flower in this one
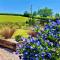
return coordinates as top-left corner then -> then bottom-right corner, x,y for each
51,21 -> 57,26
40,46 -> 44,50
15,51 -> 19,54
35,57 -> 39,60
30,46 -> 34,49
48,42 -> 53,46
27,39 -> 30,43
30,37 -> 35,43
46,52 -> 52,58
49,25 -> 53,29
24,51 -> 28,55
56,20 -> 60,24
49,19 -> 52,22
38,32 -> 42,35
35,54 -> 38,57
21,37 -> 26,41
36,41 -> 41,46
25,45 -> 30,48
17,44 -> 23,49
56,43 -> 60,47
45,46 -> 48,50
45,40 -> 49,43
41,52 -> 45,59
30,57 -> 34,60
44,25 -> 50,30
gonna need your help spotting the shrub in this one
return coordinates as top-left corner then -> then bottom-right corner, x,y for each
15,35 -> 21,42
0,27 -> 15,39
26,18 -> 36,26
16,20 -> 60,60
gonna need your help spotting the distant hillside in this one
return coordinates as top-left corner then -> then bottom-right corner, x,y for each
0,13 -> 24,16
0,15 -> 28,23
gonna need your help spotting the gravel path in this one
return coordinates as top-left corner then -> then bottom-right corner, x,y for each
0,47 -> 20,60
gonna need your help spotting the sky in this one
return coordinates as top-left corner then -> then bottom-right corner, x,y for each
0,0 -> 60,14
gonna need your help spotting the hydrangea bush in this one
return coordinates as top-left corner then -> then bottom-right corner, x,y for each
16,20 -> 60,60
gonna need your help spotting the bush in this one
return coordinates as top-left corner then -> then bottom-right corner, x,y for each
16,20 -> 60,60
0,27 -> 15,39
27,18 -> 36,26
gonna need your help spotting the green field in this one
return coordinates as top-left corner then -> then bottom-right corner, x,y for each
0,15 -> 28,23
0,15 -> 29,38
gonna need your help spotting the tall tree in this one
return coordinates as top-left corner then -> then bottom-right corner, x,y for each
24,11 -> 30,17
38,7 -> 53,17
55,13 -> 60,18
33,11 -> 37,16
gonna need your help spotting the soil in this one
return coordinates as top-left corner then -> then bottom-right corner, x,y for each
0,46 -> 20,60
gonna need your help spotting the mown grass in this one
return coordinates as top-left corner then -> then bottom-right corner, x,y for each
0,15 -> 28,23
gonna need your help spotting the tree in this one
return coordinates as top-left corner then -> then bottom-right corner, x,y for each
24,11 -> 30,17
38,7 -> 53,17
33,11 -> 37,16
55,13 -> 60,18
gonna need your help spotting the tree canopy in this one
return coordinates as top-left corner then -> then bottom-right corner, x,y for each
38,7 -> 53,17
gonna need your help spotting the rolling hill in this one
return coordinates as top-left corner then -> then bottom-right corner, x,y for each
0,15 -> 28,23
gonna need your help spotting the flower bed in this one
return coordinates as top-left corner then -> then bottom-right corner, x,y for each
16,20 -> 60,60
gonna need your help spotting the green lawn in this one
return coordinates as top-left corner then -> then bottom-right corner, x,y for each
0,15 -> 28,23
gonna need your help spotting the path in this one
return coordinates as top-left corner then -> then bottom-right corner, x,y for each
0,46 -> 20,60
